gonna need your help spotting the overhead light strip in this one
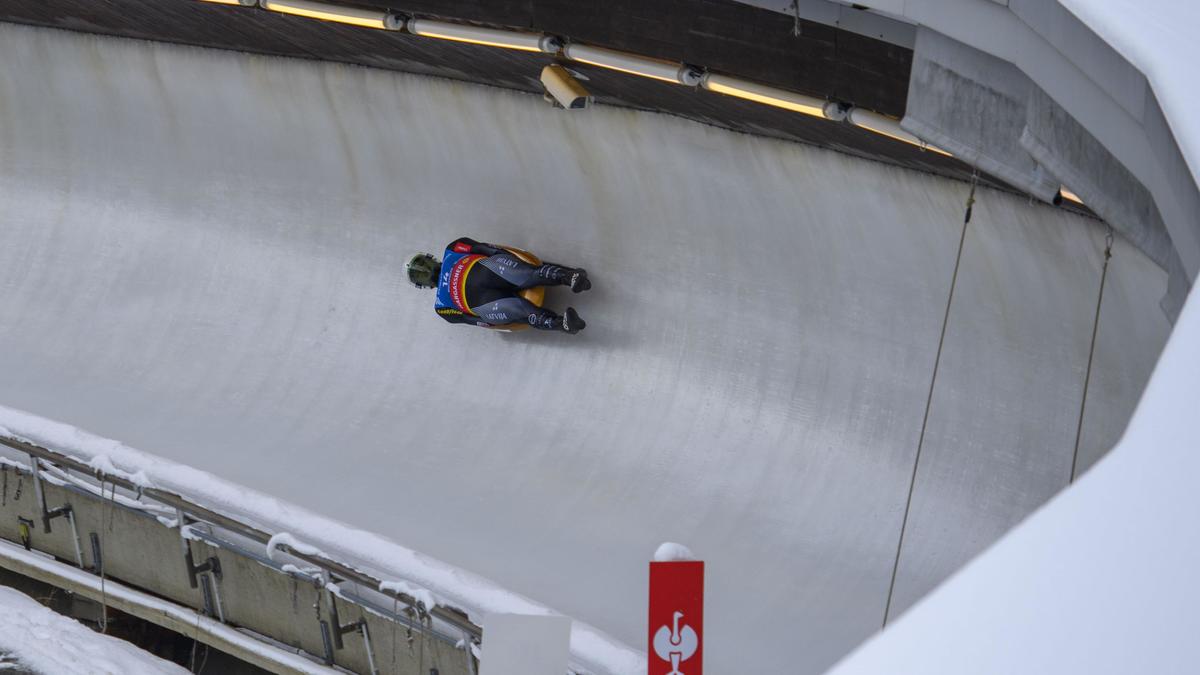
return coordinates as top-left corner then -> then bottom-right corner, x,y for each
563,44 -> 699,86
700,73 -> 828,118
407,18 -> 560,53
203,3 -> 963,161
846,107 -> 952,156
259,0 -> 402,30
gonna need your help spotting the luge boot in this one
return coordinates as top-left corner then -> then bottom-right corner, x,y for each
537,264 -> 591,293
538,307 -> 585,334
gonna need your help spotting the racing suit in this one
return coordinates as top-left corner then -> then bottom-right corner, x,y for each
434,237 -> 573,329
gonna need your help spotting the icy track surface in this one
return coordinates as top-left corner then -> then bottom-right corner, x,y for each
0,23 -> 1171,674
0,585 -> 189,675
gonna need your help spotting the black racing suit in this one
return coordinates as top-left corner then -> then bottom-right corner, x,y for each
434,237 -> 564,329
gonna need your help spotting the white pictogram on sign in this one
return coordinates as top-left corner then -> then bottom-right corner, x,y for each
652,611 -> 698,675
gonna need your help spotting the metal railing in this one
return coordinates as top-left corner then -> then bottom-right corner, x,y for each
0,434 -> 483,651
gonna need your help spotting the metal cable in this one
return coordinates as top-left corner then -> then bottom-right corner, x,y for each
882,170 -> 977,626
1070,227 -> 1115,482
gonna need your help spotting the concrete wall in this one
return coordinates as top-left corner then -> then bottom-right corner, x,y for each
902,28 -> 1058,202
894,0 -> 1199,319
745,0 -> 1200,318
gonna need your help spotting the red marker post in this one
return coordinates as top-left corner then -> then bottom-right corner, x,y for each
648,548 -> 704,675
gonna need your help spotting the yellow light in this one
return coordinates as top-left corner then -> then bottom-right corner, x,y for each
701,74 -> 826,117
1060,187 -> 1084,205
847,108 -> 953,157
569,57 -> 678,83
416,30 -> 539,51
864,126 -> 953,157
407,19 -> 555,53
260,0 -> 400,30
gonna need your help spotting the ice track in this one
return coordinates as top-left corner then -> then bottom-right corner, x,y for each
0,23 -> 1171,673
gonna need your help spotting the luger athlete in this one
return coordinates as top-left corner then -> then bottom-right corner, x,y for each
406,237 -> 590,334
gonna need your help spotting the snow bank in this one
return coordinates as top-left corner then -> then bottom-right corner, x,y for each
0,406 -> 643,675
0,585 -> 189,675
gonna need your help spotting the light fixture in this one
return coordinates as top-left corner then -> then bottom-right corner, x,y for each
197,0 -> 256,5
822,101 -> 849,121
563,44 -> 700,86
700,73 -> 827,118
541,65 -> 591,109
846,107 -> 952,156
406,18 -> 560,52
259,0 -> 402,30
1058,187 -> 1085,205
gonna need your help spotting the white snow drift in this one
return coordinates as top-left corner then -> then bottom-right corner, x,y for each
0,585 -> 189,675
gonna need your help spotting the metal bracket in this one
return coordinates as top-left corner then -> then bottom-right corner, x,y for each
319,620 -> 335,665
183,542 -> 222,589
28,455 -> 85,567
43,504 -> 72,532
198,571 -> 226,622
29,455 -> 72,533
324,590 -> 378,674
177,509 -> 222,589
326,590 -> 362,650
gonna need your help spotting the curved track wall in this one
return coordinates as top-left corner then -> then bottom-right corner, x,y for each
0,24 -> 1169,673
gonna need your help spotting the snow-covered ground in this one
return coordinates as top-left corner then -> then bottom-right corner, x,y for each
0,585 -> 188,675
0,18 -> 1170,675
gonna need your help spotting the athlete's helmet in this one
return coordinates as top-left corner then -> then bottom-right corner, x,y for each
406,253 -> 440,289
